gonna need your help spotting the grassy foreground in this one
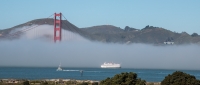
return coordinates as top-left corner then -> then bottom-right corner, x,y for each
0,79 -> 161,85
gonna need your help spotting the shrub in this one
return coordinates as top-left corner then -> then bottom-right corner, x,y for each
41,81 -> 48,85
78,82 -> 88,85
161,71 -> 200,85
92,82 -> 99,85
23,80 -> 30,85
100,72 -> 146,85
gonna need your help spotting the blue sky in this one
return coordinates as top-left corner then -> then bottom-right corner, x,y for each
0,0 -> 200,34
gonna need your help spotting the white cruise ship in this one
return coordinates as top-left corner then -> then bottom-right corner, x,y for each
101,62 -> 121,68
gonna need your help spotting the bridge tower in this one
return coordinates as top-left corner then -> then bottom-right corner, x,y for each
54,13 -> 62,42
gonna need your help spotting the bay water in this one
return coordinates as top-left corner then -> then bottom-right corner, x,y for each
0,67 -> 200,82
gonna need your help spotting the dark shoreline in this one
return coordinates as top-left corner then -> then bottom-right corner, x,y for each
1,78 -> 161,85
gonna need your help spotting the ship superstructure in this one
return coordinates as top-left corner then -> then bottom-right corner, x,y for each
101,62 -> 121,68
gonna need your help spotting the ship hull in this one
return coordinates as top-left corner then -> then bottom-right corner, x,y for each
101,63 -> 121,68
101,66 -> 121,68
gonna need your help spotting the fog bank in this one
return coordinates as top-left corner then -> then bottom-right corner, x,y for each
0,25 -> 200,70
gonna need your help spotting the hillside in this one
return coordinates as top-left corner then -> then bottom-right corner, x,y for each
0,18 -> 95,41
81,25 -> 200,44
0,18 -> 200,45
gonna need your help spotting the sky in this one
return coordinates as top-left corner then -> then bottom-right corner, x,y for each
0,0 -> 200,34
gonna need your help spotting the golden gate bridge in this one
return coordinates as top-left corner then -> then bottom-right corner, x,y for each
1,13 -> 80,42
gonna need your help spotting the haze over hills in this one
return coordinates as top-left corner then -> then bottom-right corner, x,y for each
0,18 -> 200,45
1,18 -> 200,69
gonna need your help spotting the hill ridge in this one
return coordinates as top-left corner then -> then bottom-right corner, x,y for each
0,18 -> 200,45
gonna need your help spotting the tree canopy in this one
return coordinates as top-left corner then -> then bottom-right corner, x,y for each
161,71 -> 200,85
191,33 -> 199,37
100,72 -> 146,85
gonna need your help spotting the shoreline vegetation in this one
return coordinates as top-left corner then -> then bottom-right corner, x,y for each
0,71 -> 199,85
0,78 -> 161,85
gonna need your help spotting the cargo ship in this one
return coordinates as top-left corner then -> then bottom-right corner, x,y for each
101,62 -> 121,68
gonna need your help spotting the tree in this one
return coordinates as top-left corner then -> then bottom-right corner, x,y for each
145,25 -> 149,28
161,71 -> 200,85
191,33 -> 199,37
100,72 -> 146,85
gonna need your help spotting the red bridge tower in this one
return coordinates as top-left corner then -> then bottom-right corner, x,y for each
54,13 -> 62,42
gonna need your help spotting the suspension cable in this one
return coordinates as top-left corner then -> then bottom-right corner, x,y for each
2,14 -> 54,39
62,14 -> 79,33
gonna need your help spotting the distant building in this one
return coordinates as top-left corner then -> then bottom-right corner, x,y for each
164,37 -> 174,45
164,41 -> 174,45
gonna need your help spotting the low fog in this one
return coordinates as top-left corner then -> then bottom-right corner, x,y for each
0,25 -> 200,70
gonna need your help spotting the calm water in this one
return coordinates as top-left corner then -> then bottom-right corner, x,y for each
0,67 -> 200,82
